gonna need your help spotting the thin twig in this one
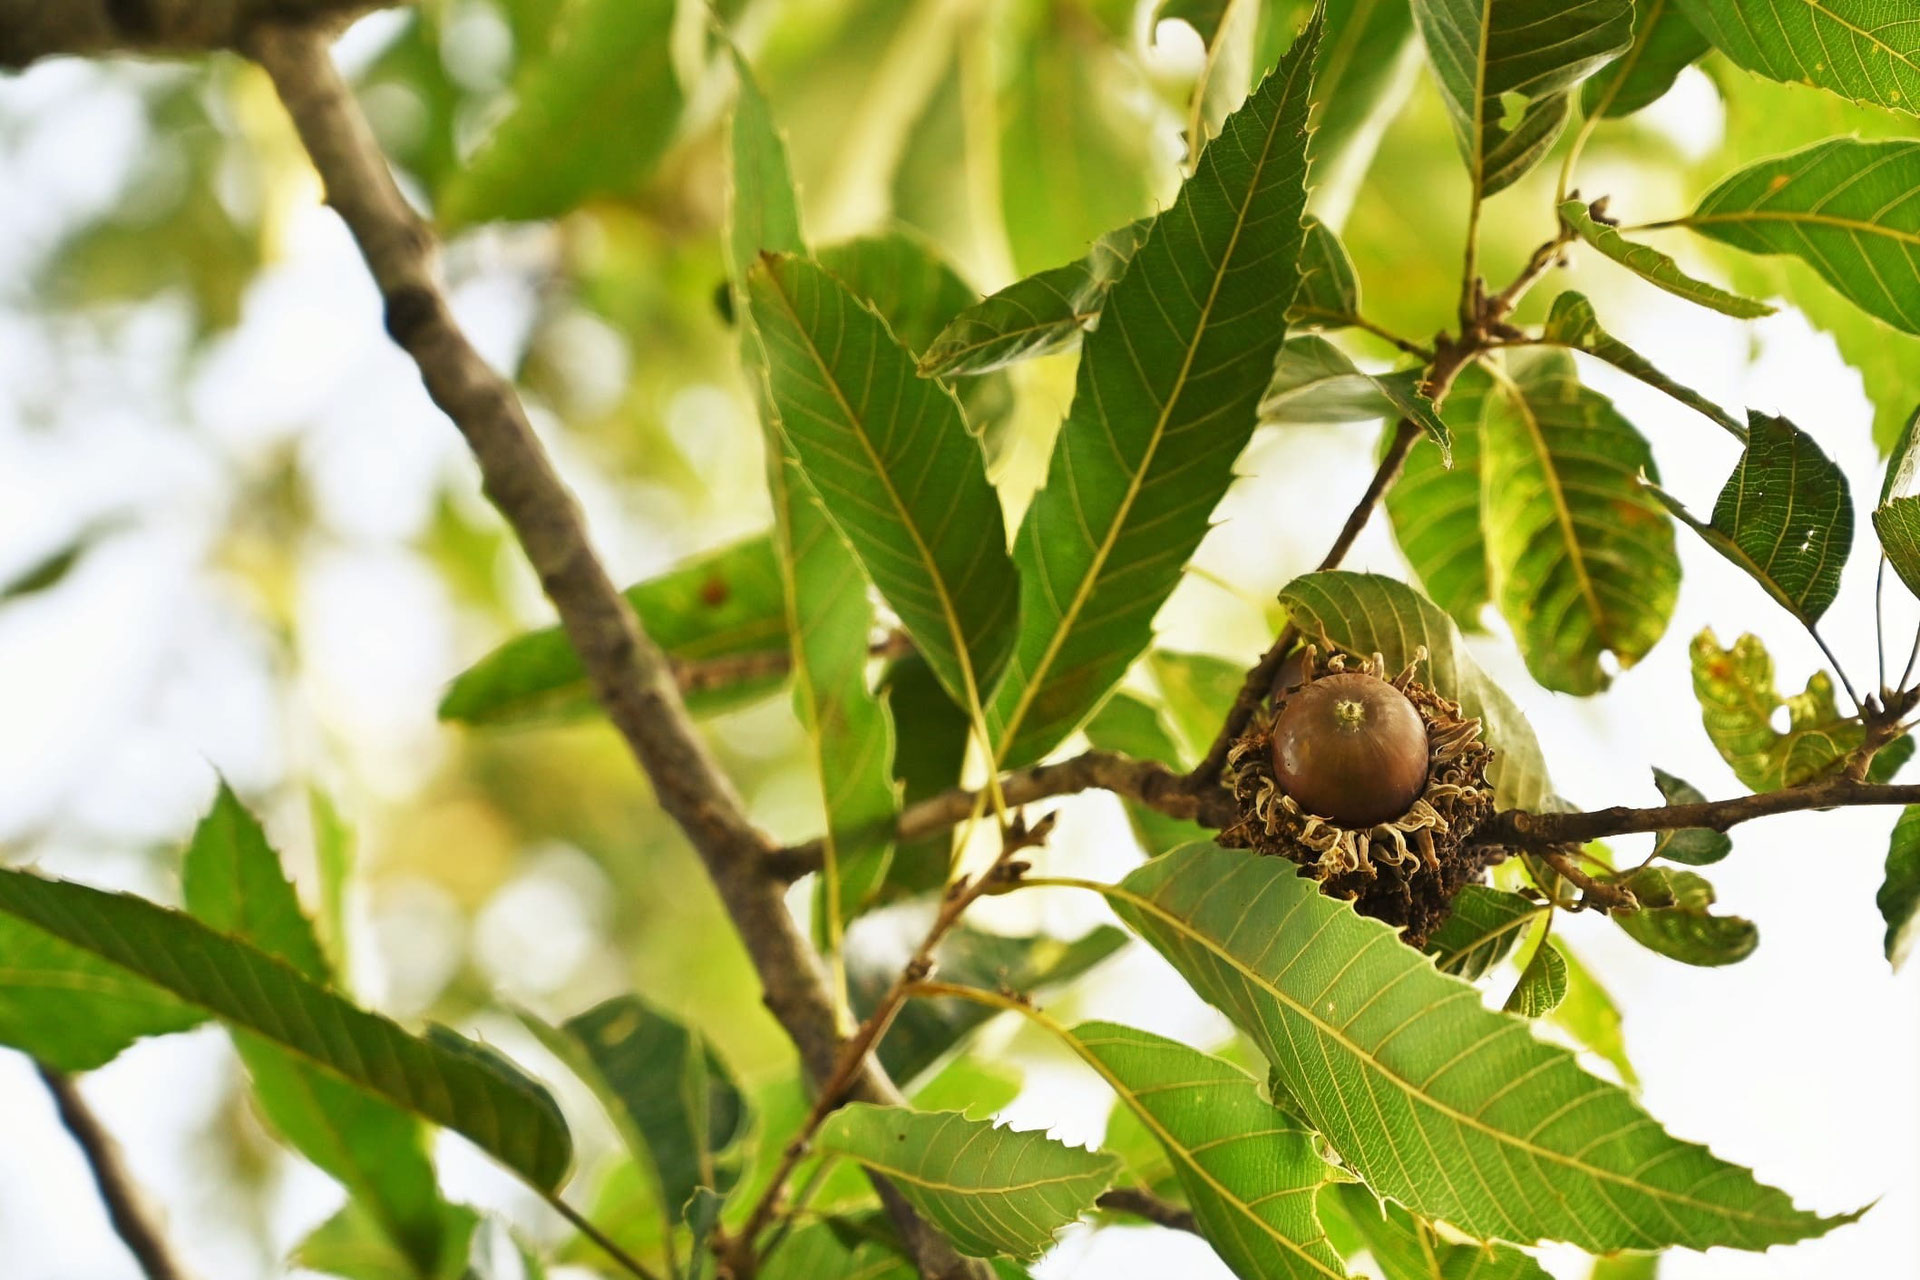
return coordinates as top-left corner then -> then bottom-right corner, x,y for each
37,1064 -> 190,1280
1877,555 -> 1891,695
1348,315 -> 1437,361
1482,778 -> 1920,848
544,1193 -> 662,1280
1809,625 -> 1864,714
1097,1187 -> 1201,1235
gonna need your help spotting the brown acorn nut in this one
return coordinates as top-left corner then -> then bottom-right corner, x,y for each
1270,672 -> 1430,827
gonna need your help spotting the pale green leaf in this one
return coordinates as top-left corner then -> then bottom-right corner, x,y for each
814,1104 -> 1119,1259
1590,1253 -> 1661,1280
1322,1182 -> 1551,1279
1552,945 -> 1639,1087
1541,292 -> 1747,439
1307,0 -> 1419,207
1384,366 -> 1493,630
1104,843 -> 1853,1251
759,1217 -> 916,1280
1689,629 -> 1864,790
1648,769 -> 1733,866
0,869 -> 572,1189
1260,337 -> 1452,455
1673,0 -> 1920,118
1877,805 -> 1920,967
988,15 -> 1324,767
1291,217 -> 1363,330
0,911 -> 203,1071
309,787 -> 354,976
1505,939 -> 1569,1016
1874,405 -> 1920,600
1615,868 -> 1759,966
1580,0 -> 1711,118
1559,201 -> 1774,318
1482,351 -> 1678,695
1279,571 -> 1553,808
295,1202 -> 480,1280
1147,648 -> 1249,765
1424,885 -> 1545,981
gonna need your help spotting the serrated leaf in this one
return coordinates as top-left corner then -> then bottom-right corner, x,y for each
183,789 -> 450,1277
1559,202 -> 1774,319
1482,351 -> 1679,695
1552,945 -> 1638,1087
1322,1182 -> 1551,1280
814,1104 -> 1118,1259
1615,868 -> 1758,966
987,15 -> 1323,767
0,869 -> 572,1189
1648,768 -> 1733,865
438,537 -> 787,728
1412,0 -> 1632,196
1424,885 -> 1545,981
1689,629 -> 1866,790
1505,938 -> 1569,1016
1677,138 -> 1920,335
1260,337 -> 1453,454
1084,694 -> 1210,855
1104,843 -> 1852,1251
1541,292 -> 1747,438
437,0 -> 680,226
1877,805 -> 1920,967
1673,0 -> 1920,118
749,252 -> 1019,716
1067,1021 -> 1348,1279
1279,571 -> 1552,808
1290,216 -> 1362,329
1384,366 -> 1493,630
1580,0 -> 1711,118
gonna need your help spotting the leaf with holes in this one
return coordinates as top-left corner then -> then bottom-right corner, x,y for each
814,1105 -> 1118,1259
1384,365 -> 1493,631
1103,843 -> 1853,1251
1673,0 -> 1920,118
1321,1182 -> 1551,1280
1560,202 -> 1773,319
1260,337 -> 1451,455
1424,885 -> 1545,981
1279,571 -> 1552,808
1542,292 -> 1747,438
1505,939 -> 1569,1016
1879,806 -> 1920,968
1412,0 -> 1632,196
0,869 -> 572,1189
1652,411 -> 1851,626
1615,868 -> 1759,966
987,13 -> 1323,767
1482,350 -> 1679,696
1677,139 -> 1920,334
1689,629 -> 1867,791
1581,0 -> 1711,118
1648,768 -> 1733,865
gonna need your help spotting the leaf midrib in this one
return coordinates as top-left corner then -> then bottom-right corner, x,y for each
1679,209 -> 1920,248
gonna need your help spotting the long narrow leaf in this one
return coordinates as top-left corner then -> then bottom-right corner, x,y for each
1559,201 -> 1773,319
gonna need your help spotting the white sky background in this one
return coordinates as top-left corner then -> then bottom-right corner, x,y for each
0,34 -> 1914,1280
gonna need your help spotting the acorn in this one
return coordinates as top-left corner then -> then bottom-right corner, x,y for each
1220,647 -> 1498,947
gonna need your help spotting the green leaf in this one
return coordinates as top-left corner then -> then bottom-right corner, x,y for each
1307,0 -> 1418,208
1552,945 -> 1639,1087
1559,201 -> 1774,319
1083,694 -> 1210,855
1590,1254 -> 1661,1280
438,537 -> 788,728
1648,768 -> 1733,866
1260,337 -> 1453,455
1541,292 -> 1748,438
1673,0 -> 1920,118
1290,216 -> 1362,329
309,788 -> 355,975
1067,1021 -> 1348,1279
1877,806 -> 1920,967
987,16 -> 1323,767
917,218 -> 1152,379
1678,138 -> 1920,334
1481,351 -> 1679,695
1689,628 -> 1863,790
1615,868 -> 1759,966
0,869 -> 572,1189
1412,0 -> 1632,196
1504,938 -> 1569,1016
527,997 -> 747,1228
1652,411 -> 1852,626
182,790 -> 450,1277
1874,405 -> 1920,601
759,1217 -> 917,1280
1384,366 -> 1493,630
0,909 -> 204,1071
437,0 -> 680,226
748,252 -> 1018,715
1322,1182 -> 1551,1280
1423,885 -> 1545,981
813,1104 -> 1118,1259
877,654 -> 972,897
1104,843 -> 1852,1251
1580,0 -> 1711,118
1279,571 -> 1552,808
294,1201 -> 481,1280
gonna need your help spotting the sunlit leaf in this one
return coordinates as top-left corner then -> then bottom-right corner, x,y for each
1580,0 -> 1711,118
294,1201 -> 481,1280
0,870 -> 573,1189
1614,867 -> 1758,966
1147,649 -> 1249,765
1321,1182 -> 1551,1279
1559,201 -> 1773,318
1504,938 -> 1569,1016
1307,0 -> 1418,210
1259,337 -> 1452,455
1590,1253 -> 1661,1280
0,909 -> 203,1071
1674,0 -> 1920,118
814,1104 -> 1118,1259
1648,768 -> 1733,866
988,15 -> 1323,767
1384,365 -> 1493,630
1689,629 -> 1864,791
1105,843 -> 1852,1251
1552,944 -> 1639,1086
1877,805 -> 1920,968
1874,405 -> 1920,601
1482,351 -> 1678,695
1290,217 -> 1362,329
758,1217 -> 916,1280
1279,571 -> 1552,808
1424,885 -> 1544,981
1541,292 -> 1747,438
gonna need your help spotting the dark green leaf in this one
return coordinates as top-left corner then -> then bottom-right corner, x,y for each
1289,217 -> 1362,329
1615,868 -> 1758,966
0,869 -> 572,1189
1482,351 -> 1679,695
1560,201 -> 1774,318
1105,843 -> 1851,1251
1542,292 -> 1747,438
814,1105 -> 1118,1259
1878,806 -> 1920,968
438,537 -> 787,727
987,16 -> 1323,767
1307,0 -> 1418,199
1504,938 -> 1569,1016
1673,0 -> 1920,117
0,522 -> 121,605
1552,945 -> 1638,1087
1280,572 -> 1552,807
1424,885 -> 1544,981
1580,0 -> 1711,118
1689,629 -> 1864,791
1259,338 -> 1452,455
1648,768 -> 1732,865
1322,1182 -> 1550,1279
1412,0 -> 1632,196
438,0 -> 680,226
878,655 -> 971,897
1384,366 -> 1493,630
